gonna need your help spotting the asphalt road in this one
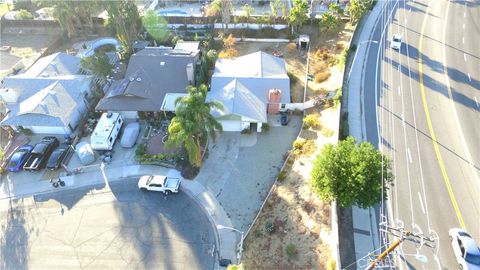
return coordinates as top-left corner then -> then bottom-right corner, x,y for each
0,180 -> 216,270
363,0 -> 480,268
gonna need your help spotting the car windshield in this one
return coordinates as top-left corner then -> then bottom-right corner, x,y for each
393,37 -> 401,42
8,160 -> 18,167
465,253 -> 480,265
146,176 -> 154,185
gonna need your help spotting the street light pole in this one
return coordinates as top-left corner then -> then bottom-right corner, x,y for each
217,224 -> 245,264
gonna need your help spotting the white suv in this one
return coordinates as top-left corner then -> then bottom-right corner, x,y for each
449,228 -> 480,269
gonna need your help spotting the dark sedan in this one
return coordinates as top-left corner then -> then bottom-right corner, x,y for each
7,145 -> 34,172
46,144 -> 70,170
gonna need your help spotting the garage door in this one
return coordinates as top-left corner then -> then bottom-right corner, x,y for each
28,126 -> 68,135
220,120 -> 243,132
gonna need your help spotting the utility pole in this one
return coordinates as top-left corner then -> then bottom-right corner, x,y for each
366,223 -> 437,270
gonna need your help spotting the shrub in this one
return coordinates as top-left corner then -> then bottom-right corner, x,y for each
15,9 -> 33,20
277,171 -> 286,181
285,243 -> 298,258
287,42 -> 297,52
227,264 -> 244,270
261,123 -> 270,132
240,127 -> 251,134
135,143 -> 146,157
315,70 -> 331,83
311,61 -> 327,74
338,47 -> 348,70
321,127 -> 335,137
19,127 -> 33,136
264,220 -> 274,233
292,138 -> 316,156
327,257 -> 336,270
333,88 -> 342,108
206,49 -> 218,66
218,48 -> 239,59
304,114 -> 320,129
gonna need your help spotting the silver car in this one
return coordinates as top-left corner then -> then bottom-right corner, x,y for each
449,228 -> 480,269
120,122 -> 140,148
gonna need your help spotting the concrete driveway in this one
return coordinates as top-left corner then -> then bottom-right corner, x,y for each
196,115 -> 302,232
0,180 -> 216,270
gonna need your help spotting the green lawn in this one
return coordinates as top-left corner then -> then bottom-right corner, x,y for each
0,3 -> 12,17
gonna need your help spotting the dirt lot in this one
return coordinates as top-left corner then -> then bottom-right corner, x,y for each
230,21 -> 354,269
0,33 -> 58,68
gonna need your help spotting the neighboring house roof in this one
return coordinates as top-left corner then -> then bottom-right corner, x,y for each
211,51 -> 290,104
0,52 -> 92,129
14,52 -> 81,78
208,79 -> 267,123
1,80 -> 86,127
96,47 -> 199,112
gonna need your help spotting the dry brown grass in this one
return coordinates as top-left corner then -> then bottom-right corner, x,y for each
335,42 -> 344,51
292,138 -> 317,156
315,70 -> 331,83
311,61 -> 328,74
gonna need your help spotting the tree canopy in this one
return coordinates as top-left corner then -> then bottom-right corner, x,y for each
310,136 -> 393,208
142,10 -> 168,43
288,0 -> 309,31
165,84 -> 223,167
80,52 -> 113,86
348,0 -> 373,24
319,11 -> 339,33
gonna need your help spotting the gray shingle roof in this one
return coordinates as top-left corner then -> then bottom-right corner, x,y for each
14,52 -> 80,78
96,47 -> 199,112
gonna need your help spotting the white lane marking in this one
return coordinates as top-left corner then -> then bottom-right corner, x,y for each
468,73 -> 471,81
398,86 -> 401,96
464,53 -> 467,61
418,192 -> 426,214
463,23 -> 465,29
409,8 -> 411,13
462,37 -> 465,44
475,96 -> 479,108
464,12 -> 466,18
401,113 -> 405,126
407,148 -> 412,163
398,64 -> 400,71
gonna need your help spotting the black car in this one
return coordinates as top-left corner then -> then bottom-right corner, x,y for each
280,112 -> 289,126
46,144 -> 70,170
23,136 -> 59,171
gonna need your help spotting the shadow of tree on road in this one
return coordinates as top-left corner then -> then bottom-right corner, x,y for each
0,206 -> 29,270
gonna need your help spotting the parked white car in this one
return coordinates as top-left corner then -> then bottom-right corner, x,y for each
449,228 -> 480,270
391,34 -> 402,50
137,175 -> 181,194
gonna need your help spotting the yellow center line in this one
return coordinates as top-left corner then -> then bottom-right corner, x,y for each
418,1 -> 465,229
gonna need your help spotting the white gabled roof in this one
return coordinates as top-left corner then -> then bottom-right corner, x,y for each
207,79 -> 267,123
213,51 -> 288,79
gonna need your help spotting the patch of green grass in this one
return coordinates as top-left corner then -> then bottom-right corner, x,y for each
0,3 -> 12,17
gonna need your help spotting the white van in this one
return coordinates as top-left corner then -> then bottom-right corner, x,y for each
90,112 -> 124,151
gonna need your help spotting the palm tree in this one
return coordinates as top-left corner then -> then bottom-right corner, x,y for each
165,84 -> 223,167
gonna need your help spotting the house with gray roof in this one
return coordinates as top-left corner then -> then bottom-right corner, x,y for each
0,52 -> 93,135
207,51 -> 290,132
95,44 -> 199,118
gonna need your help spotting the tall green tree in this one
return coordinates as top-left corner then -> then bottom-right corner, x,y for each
80,52 -> 113,86
348,0 -> 373,24
310,136 -> 393,208
288,0 -> 309,33
142,10 -> 168,43
103,0 -> 141,59
319,11 -> 339,33
165,84 -> 223,167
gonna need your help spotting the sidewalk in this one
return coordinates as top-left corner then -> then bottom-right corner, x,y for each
346,1 -> 389,269
0,163 -> 237,269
